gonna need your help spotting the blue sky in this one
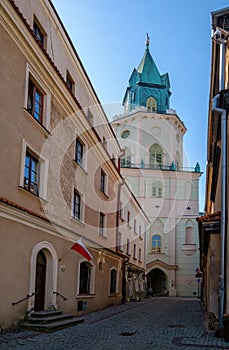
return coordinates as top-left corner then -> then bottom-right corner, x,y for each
52,0 -> 229,211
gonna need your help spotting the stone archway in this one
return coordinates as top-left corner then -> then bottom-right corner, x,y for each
147,268 -> 168,296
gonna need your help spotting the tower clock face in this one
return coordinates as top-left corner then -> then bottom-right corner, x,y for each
121,130 -> 130,139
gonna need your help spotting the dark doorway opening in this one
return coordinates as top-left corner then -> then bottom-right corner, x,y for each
34,250 -> 46,311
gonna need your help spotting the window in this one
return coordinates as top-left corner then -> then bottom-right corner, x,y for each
79,262 -> 92,294
118,232 -> 123,251
33,18 -> 46,48
152,235 -> 161,253
127,210 -> 131,225
134,219 -> 137,233
99,212 -> 105,236
139,248 -> 142,262
27,77 -> 43,124
110,269 -> 117,294
185,227 -> 194,245
121,130 -> 130,139
120,147 -> 131,167
73,190 -> 81,220
133,244 -> 137,259
146,97 -> 157,112
152,181 -> 163,198
149,144 -> 163,168
100,169 -> 106,193
24,151 -> 39,195
75,138 -> 83,167
139,225 -> 142,238
66,71 -> 75,94
127,238 -> 131,255
119,201 -> 124,220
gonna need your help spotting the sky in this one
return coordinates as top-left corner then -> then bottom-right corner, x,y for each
52,0 -> 229,212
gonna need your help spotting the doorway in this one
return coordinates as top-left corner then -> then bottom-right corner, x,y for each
147,268 -> 168,296
34,250 -> 46,311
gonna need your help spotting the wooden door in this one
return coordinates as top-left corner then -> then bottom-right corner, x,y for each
34,251 -> 46,311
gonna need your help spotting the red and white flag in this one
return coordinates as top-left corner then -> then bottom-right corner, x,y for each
71,237 -> 93,261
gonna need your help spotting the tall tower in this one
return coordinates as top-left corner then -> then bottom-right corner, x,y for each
112,36 -> 202,297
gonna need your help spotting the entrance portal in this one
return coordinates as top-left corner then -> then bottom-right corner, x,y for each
147,268 -> 168,296
34,251 -> 46,311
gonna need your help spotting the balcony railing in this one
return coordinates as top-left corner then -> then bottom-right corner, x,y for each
120,162 -> 200,173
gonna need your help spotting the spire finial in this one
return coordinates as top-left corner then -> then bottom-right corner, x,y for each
146,32 -> 150,49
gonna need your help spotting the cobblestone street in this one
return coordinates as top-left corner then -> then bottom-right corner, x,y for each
1,297 -> 229,350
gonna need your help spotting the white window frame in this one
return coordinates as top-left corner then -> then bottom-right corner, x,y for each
72,187 -> 85,223
77,259 -> 95,295
99,212 -> 106,237
100,168 -> 108,196
24,64 -> 51,131
19,139 -> 48,200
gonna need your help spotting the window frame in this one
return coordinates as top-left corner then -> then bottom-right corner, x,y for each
99,212 -> 105,236
66,70 -> 75,94
73,190 -> 81,221
75,138 -> 84,167
33,16 -> 46,48
19,140 -> 48,200
78,261 -> 94,295
24,64 -> 51,131
152,234 -> 161,253
24,151 -> 39,196
109,268 -> 118,294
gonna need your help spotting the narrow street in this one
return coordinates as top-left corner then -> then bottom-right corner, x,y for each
1,297 -> 229,350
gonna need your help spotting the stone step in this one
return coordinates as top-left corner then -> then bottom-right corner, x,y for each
20,310 -> 84,332
26,313 -> 75,324
20,316 -> 84,333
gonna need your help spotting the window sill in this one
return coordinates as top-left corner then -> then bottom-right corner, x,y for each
109,293 -> 120,297
18,186 -> 47,204
98,233 -> 107,239
99,188 -> 109,199
72,160 -> 88,175
71,216 -> 86,226
23,108 -> 50,137
76,294 -> 95,299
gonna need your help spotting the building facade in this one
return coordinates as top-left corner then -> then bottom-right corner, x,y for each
0,0 -> 148,329
112,38 -> 202,297
197,7 -> 229,330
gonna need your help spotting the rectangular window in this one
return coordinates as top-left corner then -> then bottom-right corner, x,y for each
73,190 -> 81,220
119,201 -> 124,220
75,138 -> 83,166
139,225 -> 142,238
127,238 -> 130,255
33,17 -> 46,48
66,71 -> 75,93
99,212 -> 105,235
100,170 -> 106,192
139,248 -> 142,262
118,232 -> 123,251
127,210 -> 131,225
27,77 -> 43,124
134,219 -> 137,233
133,244 -> 137,259
24,151 -> 39,195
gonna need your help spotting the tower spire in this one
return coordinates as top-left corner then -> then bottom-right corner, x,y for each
146,32 -> 150,50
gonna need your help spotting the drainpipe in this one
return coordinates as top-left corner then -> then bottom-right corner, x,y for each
211,38 -> 227,329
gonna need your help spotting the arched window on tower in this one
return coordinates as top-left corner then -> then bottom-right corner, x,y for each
120,147 -> 131,167
146,97 -> 157,112
149,144 -> 163,168
175,151 -> 180,170
152,235 -> 161,253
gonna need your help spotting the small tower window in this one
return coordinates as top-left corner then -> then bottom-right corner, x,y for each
146,97 -> 157,112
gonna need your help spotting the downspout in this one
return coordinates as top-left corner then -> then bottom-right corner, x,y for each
212,42 -> 227,329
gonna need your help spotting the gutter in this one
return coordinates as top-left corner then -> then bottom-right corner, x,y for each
211,36 -> 227,328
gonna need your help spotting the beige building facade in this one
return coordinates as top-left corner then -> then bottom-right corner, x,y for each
0,0 -> 148,329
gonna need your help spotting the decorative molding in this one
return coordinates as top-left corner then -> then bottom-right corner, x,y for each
146,259 -> 178,271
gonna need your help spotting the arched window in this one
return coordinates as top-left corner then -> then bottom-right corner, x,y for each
146,97 -> 157,112
79,262 -> 92,294
185,227 -> 194,245
149,144 -> 163,168
120,147 -> 131,167
175,151 -> 180,170
152,235 -> 161,253
152,181 -> 163,198
110,268 -> 117,294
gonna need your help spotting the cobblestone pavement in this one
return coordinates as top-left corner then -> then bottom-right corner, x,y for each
1,297 -> 229,350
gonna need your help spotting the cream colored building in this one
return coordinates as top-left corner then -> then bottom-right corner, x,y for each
112,39 -> 202,297
0,0 -> 148,329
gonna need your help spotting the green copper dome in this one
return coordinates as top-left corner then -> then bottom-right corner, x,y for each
123,35 -> 171,114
